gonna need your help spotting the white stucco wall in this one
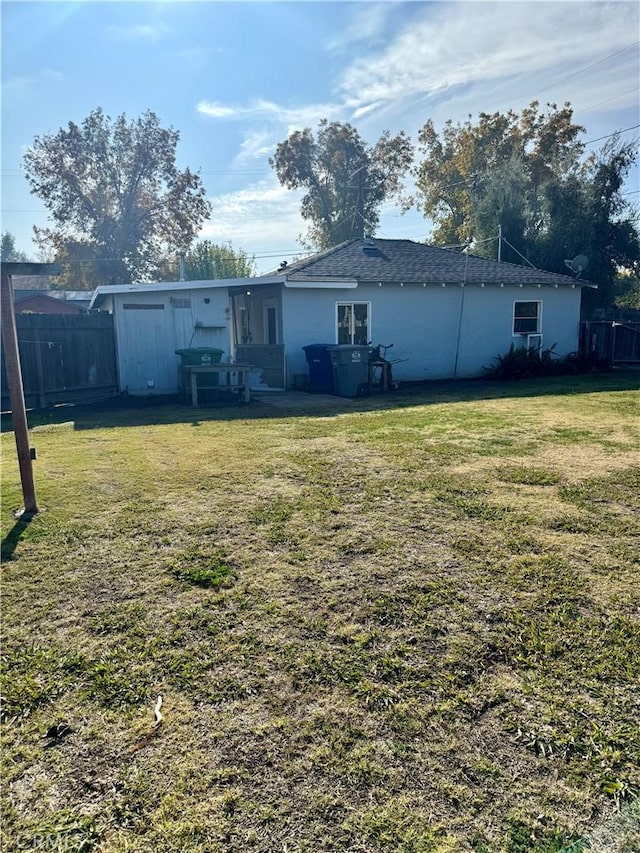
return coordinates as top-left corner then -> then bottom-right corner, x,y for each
112,287 -> 231,394
282,282 -> 583,384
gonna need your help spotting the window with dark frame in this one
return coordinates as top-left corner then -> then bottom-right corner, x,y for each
513,301 -> 541,334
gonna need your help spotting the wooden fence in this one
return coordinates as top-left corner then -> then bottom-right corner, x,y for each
1,313 -> 118,411
580,321 -> 640,365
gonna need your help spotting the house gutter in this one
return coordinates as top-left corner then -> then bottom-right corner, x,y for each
358,279 -> 597,290
283,275 -> 358,289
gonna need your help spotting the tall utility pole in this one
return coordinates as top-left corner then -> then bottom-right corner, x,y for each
356,167 -> 365,239
348,165 -> 367,240
1,262 -> 60,516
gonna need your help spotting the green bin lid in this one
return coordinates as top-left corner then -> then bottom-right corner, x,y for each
175,348 -> 224,355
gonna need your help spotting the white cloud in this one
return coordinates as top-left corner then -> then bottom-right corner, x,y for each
201,178 -> 306,271
232,129 -> 278,167
351,101 -> 385,120
200,176 -> 431,270
197,98 -> 344,132
197,102 -> 240,118
197,3 -> 638,143
2,69 -> 63,96
325,3 -> 394,53
193,1 -> 639,264
107,23 -> 169,41
340,2 -> 639,122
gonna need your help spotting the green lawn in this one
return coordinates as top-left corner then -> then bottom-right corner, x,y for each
1,374 -> 639,852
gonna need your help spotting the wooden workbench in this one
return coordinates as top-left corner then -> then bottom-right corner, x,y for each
182,363 -> 253,405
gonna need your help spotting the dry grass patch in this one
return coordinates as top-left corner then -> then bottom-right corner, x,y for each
1,374 -> 639,852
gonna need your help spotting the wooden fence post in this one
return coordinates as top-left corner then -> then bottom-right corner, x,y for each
1,272 -> 38,515
1,262 -> 60,517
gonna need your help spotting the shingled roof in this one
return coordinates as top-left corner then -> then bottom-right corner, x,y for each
280,238 -> 596,288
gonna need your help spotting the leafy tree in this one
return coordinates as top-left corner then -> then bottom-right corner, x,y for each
270,119 -> 413,250
36,237 -> 127,290
529,138 -> 640,317
24,108 -> 212,288
414,102 -> 640,316
615,272 -> 640,312
184,240 -> 256,280
614,274 -> 640,316
0,231 -> 30,262
415,102 -> 585,253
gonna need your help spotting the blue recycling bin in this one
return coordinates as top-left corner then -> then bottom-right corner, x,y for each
303,344 -> 335,393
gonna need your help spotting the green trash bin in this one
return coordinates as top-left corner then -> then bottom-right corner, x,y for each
175,347 -> 224,393
327,345 -> 374,397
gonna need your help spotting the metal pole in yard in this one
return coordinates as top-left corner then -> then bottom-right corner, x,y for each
1,262 -> 60,517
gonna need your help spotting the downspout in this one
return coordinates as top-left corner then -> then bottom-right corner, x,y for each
245,290 -> 251,342
282,277 -> 288,388
453,248 -> 470,378
231,292 -> 239,352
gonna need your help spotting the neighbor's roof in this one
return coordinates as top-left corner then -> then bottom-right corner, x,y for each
278,238 -> 597,288
15,289 -> 91,304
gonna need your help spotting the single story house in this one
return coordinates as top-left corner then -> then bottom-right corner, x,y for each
89,238 -> 596,395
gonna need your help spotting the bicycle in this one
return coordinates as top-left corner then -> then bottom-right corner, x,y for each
367,343 -> 403,393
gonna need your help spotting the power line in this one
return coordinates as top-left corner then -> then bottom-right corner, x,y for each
23,249 -> 305,266
1,167 -> 272,177
511,41 -> 640,110
582,124 -> 640,146
577,87 -> 639,118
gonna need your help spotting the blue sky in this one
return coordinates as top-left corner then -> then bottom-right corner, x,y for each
2,0 -> 639,275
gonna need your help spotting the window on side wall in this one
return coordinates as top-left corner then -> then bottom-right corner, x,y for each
513,301 -> 542,335
336,302 -> 370,345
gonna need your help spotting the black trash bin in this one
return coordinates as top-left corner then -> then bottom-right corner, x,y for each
327,345 -> 374,396
303,344 -> 335,393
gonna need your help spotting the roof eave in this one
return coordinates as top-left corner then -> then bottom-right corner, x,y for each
357,278 -> 598,289
89,274 -> 286,308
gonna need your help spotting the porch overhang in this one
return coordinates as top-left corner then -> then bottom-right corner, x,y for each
91,274 -> 287,309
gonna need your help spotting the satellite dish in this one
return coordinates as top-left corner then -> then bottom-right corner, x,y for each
564,254 -> 589,278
